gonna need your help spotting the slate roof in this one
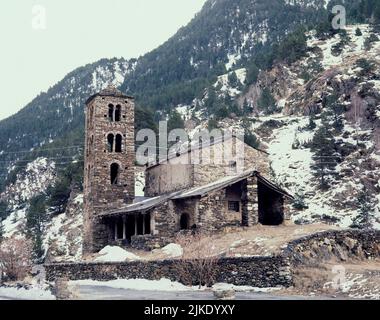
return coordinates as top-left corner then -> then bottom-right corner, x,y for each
86,85 -> 134,105
171,170 -> 255,200
146,135 -> 269,170
101,170 -> 293,217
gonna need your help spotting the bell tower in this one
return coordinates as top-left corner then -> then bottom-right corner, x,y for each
83,85 -> 135,253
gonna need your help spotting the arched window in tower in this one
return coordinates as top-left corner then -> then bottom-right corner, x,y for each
110,163 -> 120,185
115,134 -> 122,153
108,104 -> 114,122
107,134 -> 114,152
115,105 -> 121,122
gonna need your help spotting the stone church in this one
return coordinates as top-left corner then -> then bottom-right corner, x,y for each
83,86 -> 293,253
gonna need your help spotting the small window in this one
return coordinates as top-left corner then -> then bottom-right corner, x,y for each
115,134 -> 122,153
228,201 -> 240,212
110,163 -> 120,185
107,134 -> 114,152
115,105 -> 121,122
108,104 -> 114,121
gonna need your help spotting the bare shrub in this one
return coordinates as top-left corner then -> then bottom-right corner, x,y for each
0,237 -> 33,282
175,233 -> 220,289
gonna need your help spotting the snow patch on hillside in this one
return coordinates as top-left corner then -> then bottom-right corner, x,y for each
214,68 -> 246,97
267,116 -> 359,228
91,60 -> 133,92
307,24 -> 372,70
225,53 -> 241,71
2,208 -> 27,238
1,157 -> 56,207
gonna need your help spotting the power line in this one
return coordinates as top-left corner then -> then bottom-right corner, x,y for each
0,156 -> 84,163
0,160 -> 84,170
0,145 -> 84,156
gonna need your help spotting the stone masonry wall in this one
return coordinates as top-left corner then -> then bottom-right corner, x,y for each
46,230 -> 380,288
83,90 -> 135,253
45,256 -> 292,288
198,189 -> 240,232
144,137 -> 270,198
193,138 -> 270,187
283,229 -> 380,266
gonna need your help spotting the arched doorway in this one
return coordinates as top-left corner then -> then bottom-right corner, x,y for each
180,213 -> 190,230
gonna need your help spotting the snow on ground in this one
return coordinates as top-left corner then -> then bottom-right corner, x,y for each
95,246 -> 141,262
160,243 -> 183,258
69,278 -> 283,293
71,278 -> 191,292
212,283 -> 281,293
0,285 -> 55,300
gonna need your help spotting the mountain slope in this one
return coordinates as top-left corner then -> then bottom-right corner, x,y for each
0,58 -> 135,182
121,0 -> 329,109
0,0 -> 333,187
1,0 -> 380,261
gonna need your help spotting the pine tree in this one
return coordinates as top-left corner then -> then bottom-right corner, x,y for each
246,63 -> 260,85
228,71 -> 240,88
244,129 -> 260,149
355,27 -> 362,36
258,88 -> 277,115
351,190 -> 374,229
324,94 -> 345,133
26,194 -> 48,260
0,200 -> 10,221
311,119 -> 338,190
167,110 -> 185,132
0,220 -> 4,243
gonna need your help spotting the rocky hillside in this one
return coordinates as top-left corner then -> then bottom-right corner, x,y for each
1,0 -> 380,262
226,24 -> 380,229
0,0 -> 334,186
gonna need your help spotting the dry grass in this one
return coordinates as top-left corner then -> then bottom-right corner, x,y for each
137,223 -> 339,261
276,260 -> 380,299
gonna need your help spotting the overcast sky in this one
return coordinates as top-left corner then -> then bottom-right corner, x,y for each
0,0 -> 207,121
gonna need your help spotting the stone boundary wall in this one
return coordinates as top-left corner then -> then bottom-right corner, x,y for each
45,230 -> 380,288
45,256 -> 292,288
283,229 -> 380,266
